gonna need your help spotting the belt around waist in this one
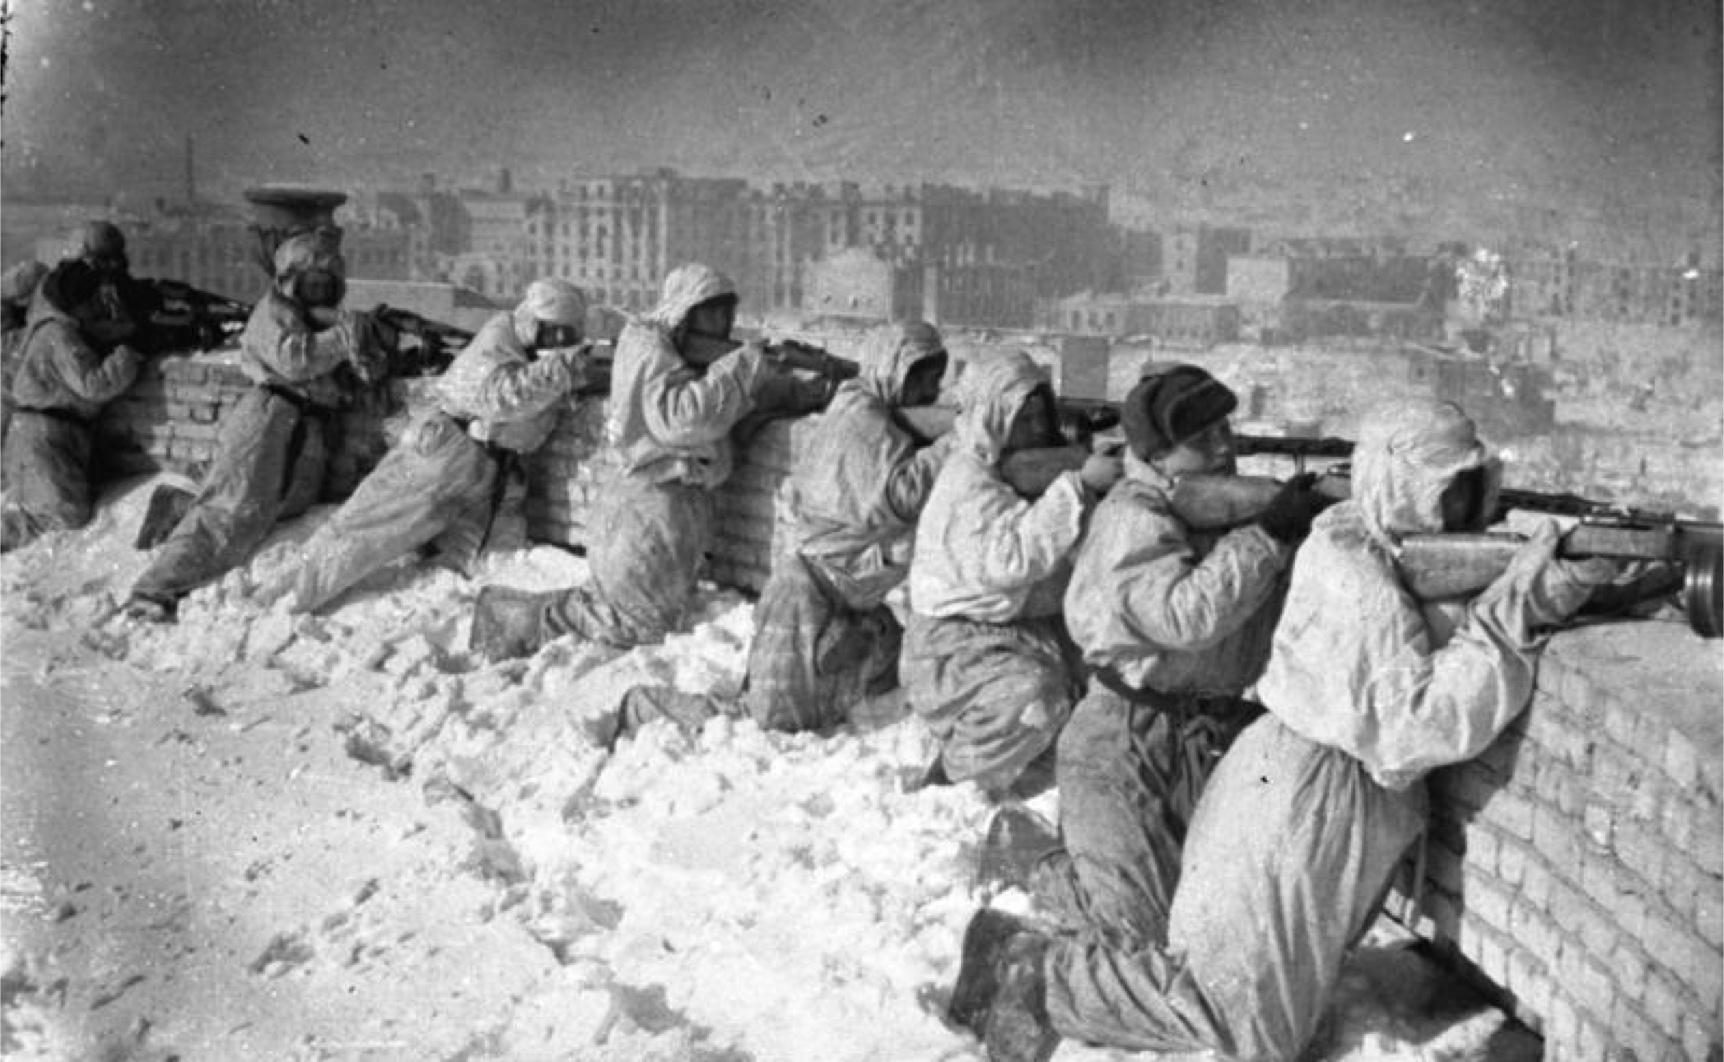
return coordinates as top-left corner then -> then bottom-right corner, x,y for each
260,383 -> 332,416
14,405 -> 91,428
1092,667 -> 1235,714
441,411 -> 517,459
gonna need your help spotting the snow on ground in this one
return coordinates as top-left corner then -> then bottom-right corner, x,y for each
2,474 -> 1539,1061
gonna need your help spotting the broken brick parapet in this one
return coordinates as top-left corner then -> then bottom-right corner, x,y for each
94,352 -> 795,589
1385,622 -> 1722,1061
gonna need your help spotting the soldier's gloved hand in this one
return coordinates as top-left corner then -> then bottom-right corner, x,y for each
1078,450 -> 1124,497
1480,520 -> 1620,634
1257,475 -> 1329,544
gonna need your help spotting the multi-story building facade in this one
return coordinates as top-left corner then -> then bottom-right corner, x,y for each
513,170 -> 1108,326
1036,290 -> 1240,347
1164,224 -> 1252,296
803,247 -> 913,321
1118,228 -> 1164,290
1508,245 -> 1722,326
524,170 -> 754,313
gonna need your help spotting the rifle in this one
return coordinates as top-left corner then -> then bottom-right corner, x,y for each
764,337 -> 859,382
1051,395 -> 1359,467
1171,470 -> 1723,637
678,331 -> 859,378
371,305 -> 475,377
897,397 -> 1125,450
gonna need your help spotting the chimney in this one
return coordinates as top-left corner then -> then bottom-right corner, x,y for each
185,135 -> 197,207
242,185 -> 349,275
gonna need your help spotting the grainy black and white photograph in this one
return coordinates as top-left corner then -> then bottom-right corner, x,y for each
1,1 -> 1720,1059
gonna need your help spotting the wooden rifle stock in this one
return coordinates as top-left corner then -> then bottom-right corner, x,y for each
678,333 -> 859,380
891,405 -> 1094,495
1173,471 -> 1721,635
896,399 -> 1123,452
896,404 -> 956,444
1000,445 -> 1090,497
1170,473 -> 1349,530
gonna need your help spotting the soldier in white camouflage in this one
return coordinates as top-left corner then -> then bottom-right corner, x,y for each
267,279 -> 592,613
1,260 -> 141,551
946,399 -> 1620,1062
468,263 -> 779,659
125,234 -> 392,622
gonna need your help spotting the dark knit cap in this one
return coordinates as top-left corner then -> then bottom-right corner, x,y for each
1120,364 -> 1238,460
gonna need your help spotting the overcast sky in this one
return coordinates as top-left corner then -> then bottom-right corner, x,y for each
3,0 -> 1719,242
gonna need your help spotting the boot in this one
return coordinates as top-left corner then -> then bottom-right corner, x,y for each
133,484 -> 195,550
948,908 -> 1038,1030
912,753 -> 952,791
469,586 -> 547,661
123,592 -> 178,624
981,932 -> 1059,1062
975,805 -> 1061,894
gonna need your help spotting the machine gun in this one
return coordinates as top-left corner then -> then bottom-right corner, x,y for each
370,305 -> 474,377
1171,463 -> 1723,638
142,278 -> 253,352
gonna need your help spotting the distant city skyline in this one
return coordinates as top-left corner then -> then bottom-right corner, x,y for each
4,0 -> 1719,252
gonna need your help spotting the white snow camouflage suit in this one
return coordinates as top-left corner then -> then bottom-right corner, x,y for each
0,292 -> 140,550
129,238 -> 383,609
1041,399 -> 1607,1061
741,320 -> 951,732
537,264 -> 770,647
279,311 -> 589,612
1028,448 -> 1293,946
902,351 -> 1092,793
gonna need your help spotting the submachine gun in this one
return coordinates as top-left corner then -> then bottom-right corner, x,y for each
1168,432 -> 1723,639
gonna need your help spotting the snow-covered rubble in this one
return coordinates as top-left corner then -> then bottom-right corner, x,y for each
2,474 -> 1539,1060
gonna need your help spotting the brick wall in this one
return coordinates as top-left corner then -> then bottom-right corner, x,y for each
513,395 -> 803,591
94,356 -> 421,500
95,352 -> 799,592
1383,623 -> 1723,1061
97,353 -> 1724,1060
